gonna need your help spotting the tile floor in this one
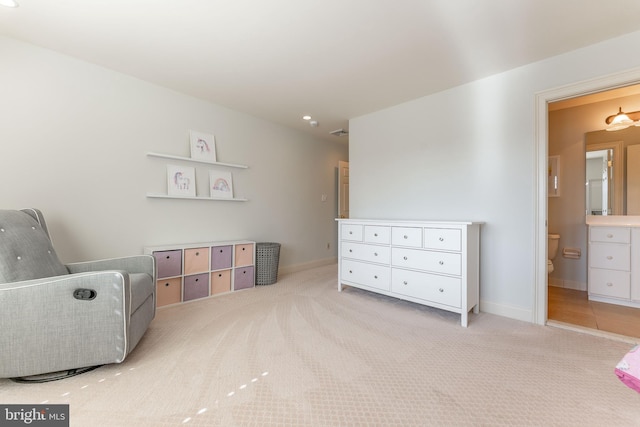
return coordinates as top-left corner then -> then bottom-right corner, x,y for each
548,286 -> 640,339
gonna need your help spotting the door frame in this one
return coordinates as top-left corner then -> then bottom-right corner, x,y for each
338,160 -> 349,219
533,68 -> 640,325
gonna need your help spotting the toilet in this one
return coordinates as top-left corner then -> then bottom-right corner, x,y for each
548,233 -> 560,274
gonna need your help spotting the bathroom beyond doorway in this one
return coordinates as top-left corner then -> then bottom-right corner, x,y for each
548,286 -> 640,339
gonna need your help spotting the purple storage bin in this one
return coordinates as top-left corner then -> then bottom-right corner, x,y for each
183,273 -> 209,301
211,245 -> 232,270
234,266 -> 255,290
154,250 -> 182,278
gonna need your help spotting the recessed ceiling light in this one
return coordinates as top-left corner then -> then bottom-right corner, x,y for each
0,0 -> 19,8
302,115 -> 312,120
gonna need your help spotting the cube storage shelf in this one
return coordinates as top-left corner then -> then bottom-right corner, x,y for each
144,240 -> 255,307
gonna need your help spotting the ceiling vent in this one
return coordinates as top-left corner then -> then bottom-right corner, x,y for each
330,129 -> 349,137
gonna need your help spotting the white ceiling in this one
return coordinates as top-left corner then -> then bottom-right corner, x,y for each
3,0 -> 640,143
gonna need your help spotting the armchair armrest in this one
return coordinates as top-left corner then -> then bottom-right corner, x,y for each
0,271 -> 132,378
66,255 -> 155,277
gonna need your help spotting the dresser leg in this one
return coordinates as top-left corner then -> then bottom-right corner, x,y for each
461,311 -> 468,327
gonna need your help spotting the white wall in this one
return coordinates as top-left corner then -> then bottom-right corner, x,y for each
349,30 -> 640,322
0,35 -> 348,269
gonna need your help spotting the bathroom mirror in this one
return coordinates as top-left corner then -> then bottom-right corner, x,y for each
585,141 -> 623,215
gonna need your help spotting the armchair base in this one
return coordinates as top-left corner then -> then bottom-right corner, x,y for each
11,364 -> 103,383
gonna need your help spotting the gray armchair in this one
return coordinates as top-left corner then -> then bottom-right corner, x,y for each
0,209 -> 155,380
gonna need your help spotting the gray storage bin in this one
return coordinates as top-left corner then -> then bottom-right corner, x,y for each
256,242 -> 281,285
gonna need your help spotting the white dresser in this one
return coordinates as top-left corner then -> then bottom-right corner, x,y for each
587,217 -> 640,308
337,219 -> 481,327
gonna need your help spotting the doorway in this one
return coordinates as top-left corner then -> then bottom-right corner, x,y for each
338,160 -> 349,219
535,68 -> 640,334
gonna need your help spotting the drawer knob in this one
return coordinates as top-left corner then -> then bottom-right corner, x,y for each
439,288 -> 444,293
165,283 -> 170,287
374,233 -> 378,237
218,273 -> 222,277
196,252 -> 200,256
166,255 -> 170,259
349,231 -> 353,234
439,237 -> 444,242
439,260 -> 444,265
403,281 -> 408,285
404,235 -> 408,239
349,249 -> 353,252
607,234 -> 613,238
374,252 -> 378,256
403,256 -> 408,260
607,256 -> 613,260
374,275 -> 378,279
349,270 -> 353,274
195,278 -> 199,282
607,282 -> 613,287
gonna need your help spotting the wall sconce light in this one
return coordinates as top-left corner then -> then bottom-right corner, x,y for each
605,107 -> 640,131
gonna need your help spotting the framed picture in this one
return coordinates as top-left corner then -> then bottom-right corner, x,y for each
209,171 -> 233,199
189,130 -> 216,163
167,165 -> 196,197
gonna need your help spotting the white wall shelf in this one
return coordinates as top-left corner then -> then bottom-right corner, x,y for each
147,152 -> 248,169
146,151 -> 249,201
146,194 -> 248,202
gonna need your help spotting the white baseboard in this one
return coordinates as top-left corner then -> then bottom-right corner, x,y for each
279,257 -> 337,276
563,280 -> 586,291
549,277 -> 563,288
548,277 -> 586,291
479,299 -> 533,323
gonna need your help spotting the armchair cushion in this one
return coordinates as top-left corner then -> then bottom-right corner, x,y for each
0,210 -> 68,284
130,273 -> 155,311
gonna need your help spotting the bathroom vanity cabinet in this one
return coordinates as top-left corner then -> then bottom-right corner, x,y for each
587,216 -> 640,308
336,219 -> 481,327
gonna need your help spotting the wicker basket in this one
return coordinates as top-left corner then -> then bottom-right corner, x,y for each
256,242 -> 281,285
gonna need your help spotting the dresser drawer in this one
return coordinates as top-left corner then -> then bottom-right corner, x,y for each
342,242 -> 390,264
183,273 -> 209,301
211,245 -> 233,270
589,243 -> 630,271
392,247 -> 461,276
364,226 -> 390,244
342,224 -> 364,241
391,227 -> 422,247
589,268 -> 630,299
424,228 -> 461,251
590,227 -> 630,244
154,250 -> 182,278
184,247 -> 209,275
392,268 -> 461,308
341,259 -> 390,291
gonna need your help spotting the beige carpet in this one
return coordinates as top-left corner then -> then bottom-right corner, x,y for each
1,264 -> 640,426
